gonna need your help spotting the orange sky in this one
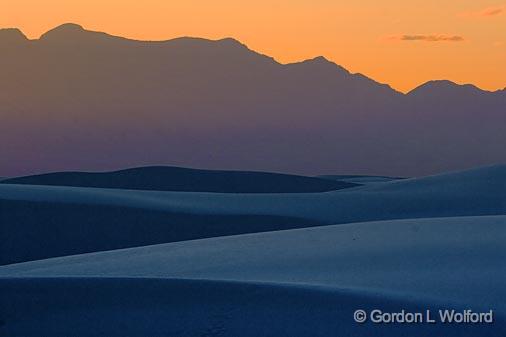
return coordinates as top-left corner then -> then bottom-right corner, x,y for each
2,0 -> 505,92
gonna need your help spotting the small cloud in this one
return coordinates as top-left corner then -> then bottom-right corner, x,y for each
459,5 -> 505,18
385,34 -> 465,42
482,7 -> 504,16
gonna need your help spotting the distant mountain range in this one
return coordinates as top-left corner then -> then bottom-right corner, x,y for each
1,23 -> 504,177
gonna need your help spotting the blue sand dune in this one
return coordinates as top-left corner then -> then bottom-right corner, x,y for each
0,166 -> 357,193
1,165 -> 504,265
0,165 -> 504,336
0,278 -> 503,337
319,175 -> 403,184
1,216 -> 505,336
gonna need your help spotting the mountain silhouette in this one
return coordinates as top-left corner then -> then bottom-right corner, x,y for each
0,23 -> 504,177
0,166 -> 358,193
0,28 -> 27,45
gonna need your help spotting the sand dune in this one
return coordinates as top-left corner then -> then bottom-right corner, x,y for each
3,216 -> 505,307
1,165 -> 504,265
1,216 -> 505,336
0,200 -> 322,265
1,278 -> 503,337
1,165 -> 504,336
319,174 -> 403,184
2,165 -> 503,222
1,166 -> 357,193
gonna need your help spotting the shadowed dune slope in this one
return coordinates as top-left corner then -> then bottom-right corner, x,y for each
1,216 -> 505,336
0,201 -> 323,266
0,166 -> 358,193
1,165 -> 504,265
1,165 -> 504,221
319,174 -> 403,184
3,216 -> 504,306
1,278 -> 503,337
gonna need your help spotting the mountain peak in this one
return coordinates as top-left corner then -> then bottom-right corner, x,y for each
0,28 -> 28,44
417,80 -> 458,88
305,56 -> 337,66
408,80 -> 484,97
312,55 -> 330,63
217,37 -> 244,46
288,56 -> 350,74
214,37 -> 253,52
39,23 -> 86,40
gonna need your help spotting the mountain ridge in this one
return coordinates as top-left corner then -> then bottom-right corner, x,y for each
0,23 -> 504,177
1,23 -> 498,94
0,28 -> 28,44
